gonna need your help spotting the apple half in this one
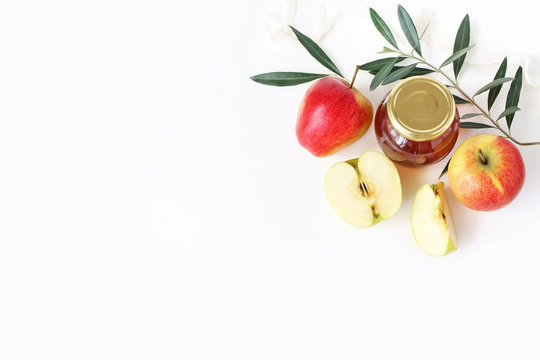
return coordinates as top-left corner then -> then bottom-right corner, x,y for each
412,182 -> 457,256
324,150 -> 402,228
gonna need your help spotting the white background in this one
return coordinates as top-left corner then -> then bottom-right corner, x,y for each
1,0 -> 539,359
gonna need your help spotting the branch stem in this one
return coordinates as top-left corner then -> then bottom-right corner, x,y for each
386,49 -> 540,146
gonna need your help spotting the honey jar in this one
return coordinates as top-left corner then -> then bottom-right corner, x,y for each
374,76 -> 460,167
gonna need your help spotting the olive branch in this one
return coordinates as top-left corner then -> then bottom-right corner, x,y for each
364,5 -> 539,147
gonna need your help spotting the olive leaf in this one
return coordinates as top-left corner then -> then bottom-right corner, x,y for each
497,106 -> 520,120
378,47 -> 397,54
460,122 -> 495,129
473,77 -> 513,97
382,63 -> 418,85
453,14 -> 470,78
419,23 -> 430,40
487,57 -> 508,110
460,113 -> 483,119
368,66 -> 433,77
453,94 -> 470,104
439,157 -> 451,179
505,66 -> 523,129
250,72 -> 329,86
370,57 -> 399,90
359,57 -> 406,71
369,8 -> 398,49
440,45 -> 475,68
397,5 -> 422,55
407,67 -> 434,76
289,26 -> 343,77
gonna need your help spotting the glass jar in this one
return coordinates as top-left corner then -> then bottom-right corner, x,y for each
374,76 -> 460,167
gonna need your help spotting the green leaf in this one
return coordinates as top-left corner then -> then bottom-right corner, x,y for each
406,67 -> 434,77
497,106 -> 521,120
359,57 -> 406,71
487,57 -> 508,110
378,47 -> 397,54
370,8 -> 399,49
460,113 -> 483,119
473,77 -> 513,97
368,66 -> 434,77
460,122 -> 495,129
382,63 -> 418,85
453,94 -> 470,104
397,5 -> 422,55
439,157 -> 451,179
289,26 -> 343,77
370,58 -> 399,91
419,23 -> 430,40
452,14 -> 470,78
505,66 -> 523,129
440,45 -> 475,68
250,72 -> 328,86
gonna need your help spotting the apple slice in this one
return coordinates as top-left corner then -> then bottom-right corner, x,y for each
324,150 -> 402,228
412,182 -> 457,256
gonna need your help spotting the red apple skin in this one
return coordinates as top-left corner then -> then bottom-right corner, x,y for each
448,134 -> 525,211
296,77 -> 373,157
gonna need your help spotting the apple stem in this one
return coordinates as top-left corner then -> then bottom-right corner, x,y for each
478,149 -> 488,165
349,65 -> 361,89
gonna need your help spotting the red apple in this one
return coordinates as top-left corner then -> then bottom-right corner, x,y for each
296,77 -> 373,157
448,134 -> 525,211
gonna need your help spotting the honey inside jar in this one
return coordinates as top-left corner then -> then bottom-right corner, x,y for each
374,76 -> 460,167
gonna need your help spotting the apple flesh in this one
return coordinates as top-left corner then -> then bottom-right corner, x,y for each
449,134 -> 525,211
296,77 -> 373,157
324,150 -> 402,228
412,182 -> 457,256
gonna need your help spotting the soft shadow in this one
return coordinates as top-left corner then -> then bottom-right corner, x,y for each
395,163 -> 423,205
443,181 -> 481,249
516,146 -> 540,209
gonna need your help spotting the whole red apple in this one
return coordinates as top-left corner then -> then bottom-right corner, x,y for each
296,77 -> 373,157
448,134 -> 525,211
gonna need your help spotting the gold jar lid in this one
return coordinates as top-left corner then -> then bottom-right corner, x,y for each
386,76 -> 455,141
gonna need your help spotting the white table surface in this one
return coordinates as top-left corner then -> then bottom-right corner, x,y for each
1,0 -> 539,359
